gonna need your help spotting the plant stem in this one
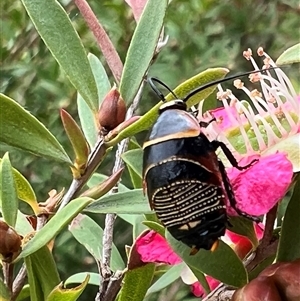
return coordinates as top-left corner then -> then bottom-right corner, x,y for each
97,81 -> 145,301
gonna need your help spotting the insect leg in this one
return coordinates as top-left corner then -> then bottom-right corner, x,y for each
218,159 -> 260,222
211,140 -> 258,170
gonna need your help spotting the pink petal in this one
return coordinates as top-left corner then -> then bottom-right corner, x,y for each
135,230 -> 181,265
191,276 -> 220,297
226,223 -> 264,244
227,153 -> 293,216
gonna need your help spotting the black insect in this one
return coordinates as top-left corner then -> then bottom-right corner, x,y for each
142,71 -> 262,255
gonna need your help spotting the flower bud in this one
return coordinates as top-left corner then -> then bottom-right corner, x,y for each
232,276 -> 282,301
98,86 -> 126,134
0,219 -> 22,261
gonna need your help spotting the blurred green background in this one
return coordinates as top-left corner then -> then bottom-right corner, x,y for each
1,0 -> 299,300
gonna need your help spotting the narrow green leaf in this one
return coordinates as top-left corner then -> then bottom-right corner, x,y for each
81,168 -> 124,199
65,272 -> 100,286
87,173 -> 129,192
78,54 -> 111,147
60,109 -> 90,169
127,165 -> 143,188
277,178 -> 300,262
0,278 -> 10,301
15,210 -> 33,236
165,68 -> 229,108
0,158 -> 38,214
25,254 -> 44,301
0,153 -> 18,227
88,53 -> 112,106
121,149 -> 143,179
24,245 -> 60,300
249,254 -> 276,280
146,263 -> 183,295
166,231 -> 248,287
15,285 -> 30,301
0,94 -> 71,164
84,190 -> 152,214
21,0 -> 98,112
142,221 -> 165,237
46,275 -> 90,301
17,197 -> 92,259
276,43 -> 300,65
107,68 -> 229,146
119,264 -> 155,301
69,214 -> 124,271
228,216 -> 258,248
119,0 -> 168,105
188,266 -> 210,295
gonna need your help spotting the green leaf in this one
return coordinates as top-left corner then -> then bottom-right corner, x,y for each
65,272 -> 100,286
21,0 -> 98,112
17,197 -> 92,260
276,43 -> 300,65
24,255 -> 44,301
107,68 -> 229,147
118,214 -> 148,239
164,68 -> 229,108
24,245 -> 60,301
69,214 -> 124,271
84,189 -> 152,214
87,173 -> 129,192
248,254 -> 276,280
119,264 -> 155,301
166,231 -> 248,287
78,54 -> 111,147
276,178 -> 300,262
46,275 -> 90,301
0,277 -> 10,301
127,165 -> 143,188
60,109 -> 90,172
81,168 -> 124,199
0,153 -> 18,227
0,94 -> 71,164
121,149 -> 143,179
188,266 -> 210,295
228,216 -> 258,248
15,210 -> 33,236
0,158 -> 38,214
119,0 -> 168,105
15,285 -> 30,301
142,221 -> 165,237
146,263 -> 183,295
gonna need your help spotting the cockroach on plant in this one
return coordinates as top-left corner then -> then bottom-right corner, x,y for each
142,70 -> 265,255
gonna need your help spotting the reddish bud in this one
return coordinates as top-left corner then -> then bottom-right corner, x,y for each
232,259 -> 300,301
0,219 -> 22,261
232,276 -> 282,301
98,87 -> 126,134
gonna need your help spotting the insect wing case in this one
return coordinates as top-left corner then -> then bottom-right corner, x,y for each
143,107 -> 227,252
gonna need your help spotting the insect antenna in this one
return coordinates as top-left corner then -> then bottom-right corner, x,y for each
182,66 -> 278,103
148,77 -> 178,101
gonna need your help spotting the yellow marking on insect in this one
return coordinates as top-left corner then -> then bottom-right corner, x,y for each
210,240 -> 219,252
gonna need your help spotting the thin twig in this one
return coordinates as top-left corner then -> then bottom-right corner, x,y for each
97,81 -> 145,301
3,262 -> 13,295
11,265 -> 27,301
58,138 -> 107,211
73,0 -> 123,83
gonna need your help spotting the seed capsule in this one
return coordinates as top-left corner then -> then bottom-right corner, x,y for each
98,86 -> 126,134
0,220 -> 22,261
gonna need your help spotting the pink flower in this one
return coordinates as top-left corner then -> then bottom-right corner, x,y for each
191,276 -> 220,297
199,47 -> 299,172
136,228 -> 262,297
226,152 -> 293,216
